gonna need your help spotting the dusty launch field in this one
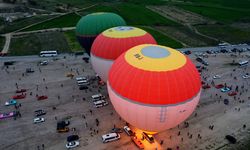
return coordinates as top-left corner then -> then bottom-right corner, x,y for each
0,52 -> 249,150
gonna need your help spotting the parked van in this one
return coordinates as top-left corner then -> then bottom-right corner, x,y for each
76,77 -> 87,81
94,100 -> 108,108
102,133 -> 120,143
92,94 -> 105,101
77,80 -> 89,86
239,60 -> 248,67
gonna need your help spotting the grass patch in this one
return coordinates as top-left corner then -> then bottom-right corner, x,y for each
0,36 -> 5,50
22,13 -> 81,31
141,26 -> 183,48
156,26 -> 218,47
9,32 -> 71,56
23,3 -> 179,32
178,0 -> 250,10
176,4 -> 250,23
63,30 -> 82,52
0,15 -> 57,34
82,3 -> 179,26
196,25 -> 250,44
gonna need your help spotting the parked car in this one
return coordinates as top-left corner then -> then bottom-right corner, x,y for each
66,141 -> 79,149
79,86 -> 88,90
124,126 -> 135,136
215,84 -> 224,89
16,89 -> 27,93
12,94 -> 26,99
225,135 -> 237,144
196,57 -> 203,63
33,117 -> 45,124
0,112 -> 15,120
34,109 -> 46,117
77,80 -> 89,86
183,50 -> 191,55
102,133 -> 120,143
37,95 -> 48,100
5,99 -> 17,106
57,120 -> 70,127
67,135 -> 79,142
213,75 -> 221,79
4,61 -> 15,66
93,100 -> 108,108
220,49 -> 228,53
242,74 -> 250,79
202,61 -> 209,66
206,50 -> 212,54
26,68 -> 35,73
221,87 -> 231,92
76,77 -> 87,81
92,94 -> 105,101
40,60 -> 48,65
132,136 -> 144,149
110,128 -> 123,133
202,84 -> 211,89
228,91 -> 237,96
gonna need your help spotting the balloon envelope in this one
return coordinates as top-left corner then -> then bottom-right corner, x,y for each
76,12 -> 126,54
91,26 -> 157,81
107,44 -> 201,132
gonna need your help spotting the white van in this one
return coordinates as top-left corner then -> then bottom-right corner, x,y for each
76,77 -> 87,81
239,60 -> 248,67
93,100 -> 108,108
102,133 -> 120,143
92,94 -> 105,101
77,80 -> 89,86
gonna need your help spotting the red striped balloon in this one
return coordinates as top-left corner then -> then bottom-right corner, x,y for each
91,26 -> 156,81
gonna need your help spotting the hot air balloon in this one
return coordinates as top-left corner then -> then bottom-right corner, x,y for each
91,26 -> 157,81
76,12 -> 126,55
107,44 -> 201,133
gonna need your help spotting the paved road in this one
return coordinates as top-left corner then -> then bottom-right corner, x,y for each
1,44 -> 249,62
12,27 -> 76,36
0,54 -> 72,64
1,33 -> 11,54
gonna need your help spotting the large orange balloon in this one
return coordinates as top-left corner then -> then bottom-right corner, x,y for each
107,44 -> 201,132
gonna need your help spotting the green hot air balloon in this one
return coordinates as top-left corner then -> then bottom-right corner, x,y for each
76,12 -> 126,55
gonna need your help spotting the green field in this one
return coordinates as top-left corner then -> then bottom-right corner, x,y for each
196,25 -> 250,44
6,0 -> 250,56
22,13 -> 81,31
25,0 -> 93,12
156,26 -> 219,47
177,4 -> 250,23
9,32 -> 71,56
63,30 -> 82,52
180,0 -> 250,9
81,3 -> 179,26
24,3 -> 178,32
0,15 -> 57,34
141,26 -> 183,48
